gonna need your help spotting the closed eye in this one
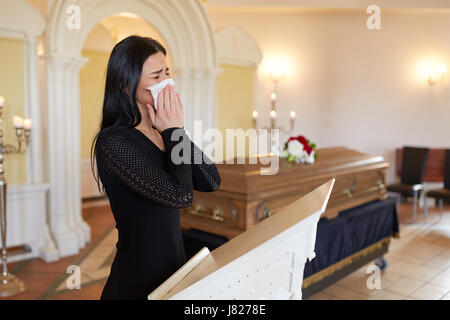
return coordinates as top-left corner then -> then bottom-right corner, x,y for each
153,73 -> 171,80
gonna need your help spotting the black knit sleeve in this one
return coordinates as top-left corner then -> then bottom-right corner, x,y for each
97,127 -> 194,209
189,139 -> 221,192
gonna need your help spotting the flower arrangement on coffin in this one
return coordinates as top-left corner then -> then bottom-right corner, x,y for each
280,135 -> 317,164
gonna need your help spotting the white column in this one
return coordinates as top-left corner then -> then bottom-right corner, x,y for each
174,68 -> 195,133
24,36 -> 44,183
175,67 -> 221,133
24,36 -> 59,262
43,53 -> 90,258
202,67 -> 221,131
69,57 -> 91,246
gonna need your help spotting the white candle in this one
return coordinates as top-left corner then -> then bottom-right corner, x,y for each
24,118 -> 32,130
252,111 -> 258,119
0,96 -> 4,107
290,111 -> 296,119
270,93 -> 277,101
13,116 -> 24,129
270,110 -> 277,119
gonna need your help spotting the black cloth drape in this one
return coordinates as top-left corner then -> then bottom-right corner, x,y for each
304,197 -> 399,278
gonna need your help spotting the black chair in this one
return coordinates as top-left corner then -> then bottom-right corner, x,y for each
387,146 -> 429,223
424,149 -> 450,222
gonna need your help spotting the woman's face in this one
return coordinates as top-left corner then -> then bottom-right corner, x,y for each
136,51 -> 171,108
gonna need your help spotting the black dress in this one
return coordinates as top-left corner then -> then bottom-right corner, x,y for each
95,125 -> 221,300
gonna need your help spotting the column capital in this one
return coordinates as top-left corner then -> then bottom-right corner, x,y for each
40,52 -> 88,70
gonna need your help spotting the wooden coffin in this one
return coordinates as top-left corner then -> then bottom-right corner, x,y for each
180,146 -> 389,239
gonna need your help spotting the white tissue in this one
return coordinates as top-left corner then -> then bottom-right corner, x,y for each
145,78 -> 176,111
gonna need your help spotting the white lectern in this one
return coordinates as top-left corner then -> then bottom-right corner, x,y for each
148,179 -> 335,300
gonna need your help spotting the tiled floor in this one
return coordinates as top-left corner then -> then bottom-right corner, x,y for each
1,199 -> 449,300
307,202 -> 450,300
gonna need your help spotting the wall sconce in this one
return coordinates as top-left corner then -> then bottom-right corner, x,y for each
270,69 -> 287,83
264,58 -> 289,86
425,63 -> 447,86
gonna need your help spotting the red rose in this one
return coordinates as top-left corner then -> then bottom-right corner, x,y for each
304,145 -> 313,155
297,135 -> 307,145
288,136 -> 307,145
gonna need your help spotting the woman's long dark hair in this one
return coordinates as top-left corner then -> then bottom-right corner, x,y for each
90,35 -> 167,195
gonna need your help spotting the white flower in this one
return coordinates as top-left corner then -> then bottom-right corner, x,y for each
287,140 -> 304,157
307,151 -> 315,164
299,151 -> 309,163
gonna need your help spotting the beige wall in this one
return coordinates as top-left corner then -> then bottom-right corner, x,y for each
0,37 -> 27,183
208,9 -> 450,183
216,63 -> 256,159
80,49 -> 110,158
217,63 -> 255,132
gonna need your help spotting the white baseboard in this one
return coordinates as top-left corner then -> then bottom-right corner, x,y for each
4,183 -> 58,263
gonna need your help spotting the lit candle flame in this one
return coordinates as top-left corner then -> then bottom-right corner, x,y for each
290,111 -> 296,119
270,110 -> 277,119
13,116 -> 24,129
24,118 -> 32,130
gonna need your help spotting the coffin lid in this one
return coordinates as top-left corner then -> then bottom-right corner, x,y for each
215,146 -> 387,195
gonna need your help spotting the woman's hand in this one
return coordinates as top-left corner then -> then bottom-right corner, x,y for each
147,85 -> 184,132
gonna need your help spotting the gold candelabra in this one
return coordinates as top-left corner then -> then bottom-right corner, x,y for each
0,95 -> 32,297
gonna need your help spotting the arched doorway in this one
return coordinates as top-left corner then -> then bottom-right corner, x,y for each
43,0 -> 220,257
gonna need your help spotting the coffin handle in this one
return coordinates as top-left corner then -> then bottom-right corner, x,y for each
255,200 -> 273,221
262,207 -> 272,220
376,171 -> 386,190
343,178 -> 357,198
343,187 -> 353,198
190,202 -> 224,221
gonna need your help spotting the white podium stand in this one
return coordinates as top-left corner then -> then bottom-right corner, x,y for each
149,179 -> 335,300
